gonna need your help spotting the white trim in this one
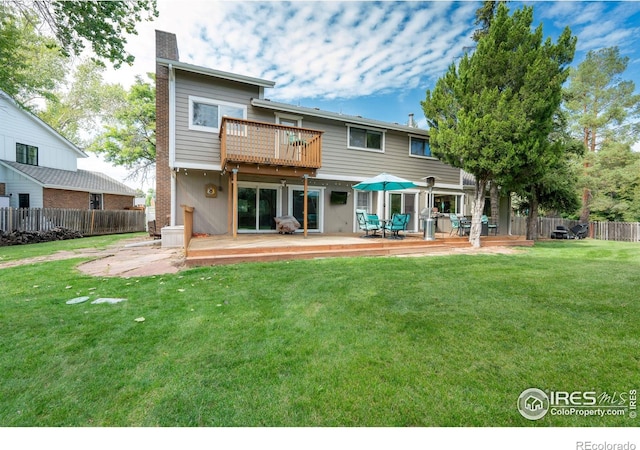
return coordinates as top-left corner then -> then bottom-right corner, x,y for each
170,169 -> 177,226
346,125 -> 385,153
172,161 -> 221,171
188,96 -> 247,133
252,98 -> 429,136
157,58 -> 275,88
287,184 -> 325,233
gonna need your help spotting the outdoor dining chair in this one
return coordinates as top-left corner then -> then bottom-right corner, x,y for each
385,213 -> 410,239
449,213 -> 460,236
356,209 -> 381,237
481,215 -> 499,235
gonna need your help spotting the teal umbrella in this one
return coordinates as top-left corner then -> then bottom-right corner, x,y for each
353,173 -> 417,235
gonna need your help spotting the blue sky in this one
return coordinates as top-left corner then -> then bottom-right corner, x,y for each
91,0 -> 640,188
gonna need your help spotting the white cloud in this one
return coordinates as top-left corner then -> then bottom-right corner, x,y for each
104,1 -> 478,103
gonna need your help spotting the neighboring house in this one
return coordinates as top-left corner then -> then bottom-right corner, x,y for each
0,90 -> 136,210
155,30 -> 503,236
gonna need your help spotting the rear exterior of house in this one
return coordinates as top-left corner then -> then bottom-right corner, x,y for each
156,30 -> 472,237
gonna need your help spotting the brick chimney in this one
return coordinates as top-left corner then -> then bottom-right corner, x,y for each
155,30 -> 179,227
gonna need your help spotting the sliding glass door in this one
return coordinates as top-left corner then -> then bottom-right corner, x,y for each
289,187 -> 323,232
238,185 -> 280,232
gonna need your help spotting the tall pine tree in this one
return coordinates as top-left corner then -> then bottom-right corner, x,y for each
422,3 -> 575,245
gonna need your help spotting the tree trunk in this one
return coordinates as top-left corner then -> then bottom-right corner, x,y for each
579,187 -> 591,223
526,188 -> 539,241
469,179 -> 487,248
490,183 -> 499,223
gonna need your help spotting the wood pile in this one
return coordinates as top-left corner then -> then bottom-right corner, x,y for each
0,227 -> 83,246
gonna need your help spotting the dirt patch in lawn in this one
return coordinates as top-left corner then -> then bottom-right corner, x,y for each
0,237 -> 185,277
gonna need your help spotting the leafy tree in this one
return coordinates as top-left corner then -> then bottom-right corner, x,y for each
563,47 -> 640,221
0,6 -> 68,106
39,60 -> 127,146
9,0 -> 158,68
422,3 -> 575,245
88,74 -> 156,183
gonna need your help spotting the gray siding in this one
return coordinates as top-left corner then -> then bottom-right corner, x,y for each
173,71 -> 461,187
295,116 -> 461,186
174,71 -> 270,167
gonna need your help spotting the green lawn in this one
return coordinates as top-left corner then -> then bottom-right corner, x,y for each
0,236 -> 638,426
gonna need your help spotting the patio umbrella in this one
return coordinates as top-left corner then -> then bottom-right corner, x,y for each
353,173 -> 417,236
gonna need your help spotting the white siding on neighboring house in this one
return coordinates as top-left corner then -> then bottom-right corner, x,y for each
1,169 -> 42,208
0,95 -> 83,171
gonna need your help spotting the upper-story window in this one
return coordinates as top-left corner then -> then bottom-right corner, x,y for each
409,136 -> 431,158
16,143 -> 38,166
188,96 -> 247,133
348,126 -> 384,152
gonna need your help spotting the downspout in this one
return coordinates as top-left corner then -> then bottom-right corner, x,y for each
169,63 -> 177,226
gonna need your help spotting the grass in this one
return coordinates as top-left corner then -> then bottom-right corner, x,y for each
0,236 -> 638,426
0,232 -> 146,263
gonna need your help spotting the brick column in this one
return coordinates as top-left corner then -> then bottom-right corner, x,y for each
155,30 -> 179,227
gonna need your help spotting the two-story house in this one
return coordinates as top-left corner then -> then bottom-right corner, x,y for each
156,30 -> 473,237
0,90 -> 136,210
0,91 -> 135,213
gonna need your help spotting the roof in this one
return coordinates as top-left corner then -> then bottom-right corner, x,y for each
156,58 -> 276,88
0,160 -> 137,196
157,58 -> 428,135
0,90 -> 88,159
251,98 -> 430,136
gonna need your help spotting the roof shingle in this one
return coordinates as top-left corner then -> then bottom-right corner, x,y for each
0,160 -> 137,196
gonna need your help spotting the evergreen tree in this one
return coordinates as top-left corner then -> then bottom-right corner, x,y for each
563,47 -> 640,221
422,3 -> 576,245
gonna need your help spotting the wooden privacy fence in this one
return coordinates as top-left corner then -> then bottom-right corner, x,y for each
0,207 -> 145,236
511,216 -> 640,242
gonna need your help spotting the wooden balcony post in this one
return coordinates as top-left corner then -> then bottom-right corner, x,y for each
232,169 -> 238,239
303,174 -> 308,238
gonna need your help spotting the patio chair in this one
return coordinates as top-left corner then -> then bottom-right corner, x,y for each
482,215 -> 498,235
449,213 -> 460,236
356,209 -> 381,237
385,213 -> 410,239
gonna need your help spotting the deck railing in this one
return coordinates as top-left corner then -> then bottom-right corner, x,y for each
220,118 -> 322,169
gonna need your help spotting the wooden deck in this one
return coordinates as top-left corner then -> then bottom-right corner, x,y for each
185,232 -> 534,266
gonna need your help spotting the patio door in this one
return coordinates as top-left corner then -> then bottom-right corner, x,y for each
237,184 -> 280,232
389,192 -> 418,231
288,186 -> 323,232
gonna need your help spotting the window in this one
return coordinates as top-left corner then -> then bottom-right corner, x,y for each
276,113 -> 302,128
90,193 -> 102,210
434,195 -> 460,214
348,126 -> 384,152
16,143 -> 38,166
18,193 -> 30,208
410,136 -> 431,158
188,96 -> 246,133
